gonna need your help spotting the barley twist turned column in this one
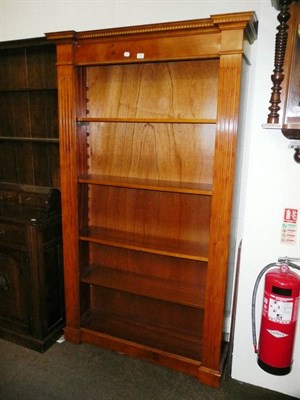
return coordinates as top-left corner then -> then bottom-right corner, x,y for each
267,0 -> 293,123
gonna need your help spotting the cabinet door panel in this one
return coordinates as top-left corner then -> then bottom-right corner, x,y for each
0,249 -> 30,333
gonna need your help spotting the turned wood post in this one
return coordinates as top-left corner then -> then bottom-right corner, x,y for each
267,0 -> 293,123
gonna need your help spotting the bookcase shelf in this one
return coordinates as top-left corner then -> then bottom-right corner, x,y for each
0,88 -> 57,93
79,175 -> 213,195
0,137 -> 59,143
80,308 -> 203,361
81,264 -> 206,308
80,226 -> 209,261
77,117 -> 217,124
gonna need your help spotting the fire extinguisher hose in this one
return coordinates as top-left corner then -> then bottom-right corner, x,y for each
251,262 -> 277,353
251,258 -> 300,354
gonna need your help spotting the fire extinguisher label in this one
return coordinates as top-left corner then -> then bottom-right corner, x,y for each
266,329 -> 288,338
280,208 -> 298,245
267,296 -> 293,323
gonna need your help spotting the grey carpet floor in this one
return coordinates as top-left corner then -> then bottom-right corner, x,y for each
0,337 -> 297,400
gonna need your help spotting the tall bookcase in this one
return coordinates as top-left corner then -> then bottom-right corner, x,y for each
47,12 -> 257,386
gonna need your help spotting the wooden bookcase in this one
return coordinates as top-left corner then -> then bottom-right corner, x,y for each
0,38 -> 59,187
47,12 -> 257,387
0,38 -> 64,351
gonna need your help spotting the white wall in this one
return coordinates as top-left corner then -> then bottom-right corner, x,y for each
1,0 -> 299,398
0,0 -> 262,41
231,2 -> 300,398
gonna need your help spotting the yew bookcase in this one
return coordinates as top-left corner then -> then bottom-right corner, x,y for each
47,12 -> 257,387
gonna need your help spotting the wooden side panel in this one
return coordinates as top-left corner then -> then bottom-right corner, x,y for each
56,44 -> 80,332
200,53 -> 243,376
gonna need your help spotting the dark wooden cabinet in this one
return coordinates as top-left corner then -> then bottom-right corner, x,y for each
47,12 -> 257,386
0,38 -> 64,351
0,183 -> 64,351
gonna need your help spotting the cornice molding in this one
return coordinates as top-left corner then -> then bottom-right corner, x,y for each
46,12 -> 257,44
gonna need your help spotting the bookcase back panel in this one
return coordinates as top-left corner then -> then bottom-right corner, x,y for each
87,243 -> 207,285
86,60 -> 218,120
0,141 -> 60,186
88,123 -> 215,184
0,46 -> 56,90
0,92 -> 57,138
88,186 -> 211,244
88,287 -> 203,359
26,46 -> 57,89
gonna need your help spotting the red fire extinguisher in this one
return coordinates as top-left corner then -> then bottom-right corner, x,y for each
252,257 -> 300,375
